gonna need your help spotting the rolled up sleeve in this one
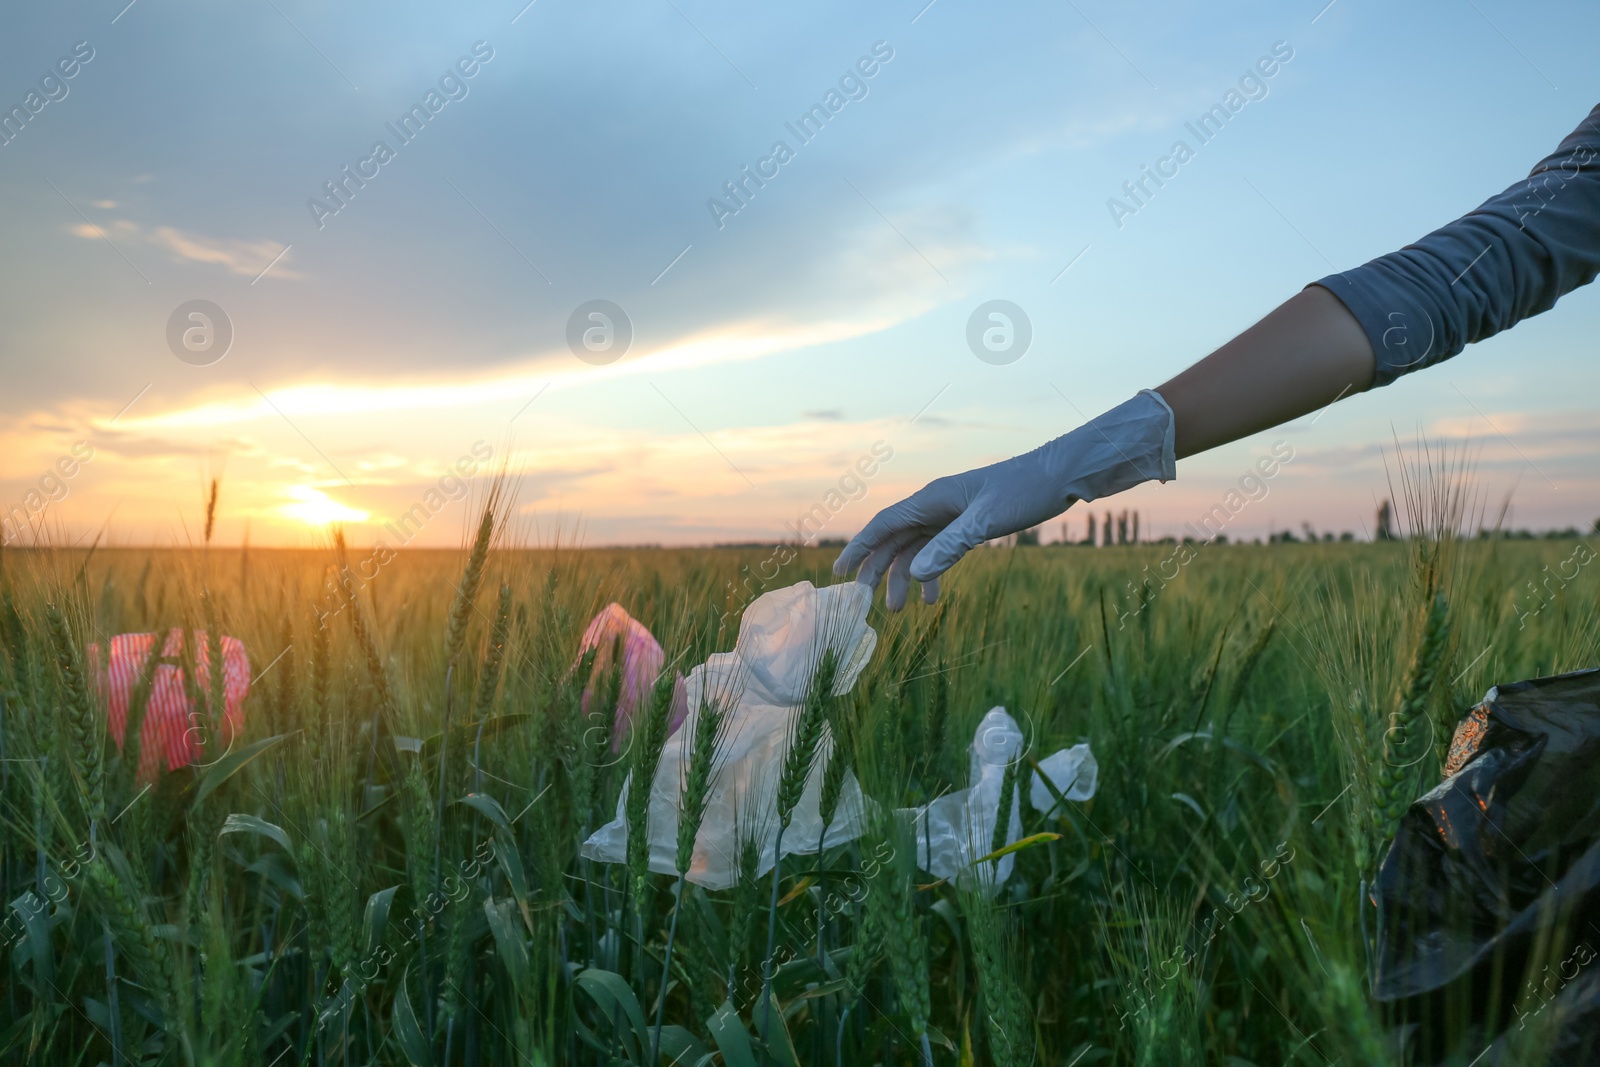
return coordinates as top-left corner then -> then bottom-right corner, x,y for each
1313,104 -> 1600,387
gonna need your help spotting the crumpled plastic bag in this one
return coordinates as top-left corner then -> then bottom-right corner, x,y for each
900,709 -> 1099,894
575,603 -> 687,746
901,707 -> 1025,892
1031,743 -> 1098,813
88,629 -> 251,779
582,581 -> 878,890
1375,668 -> 1600,1065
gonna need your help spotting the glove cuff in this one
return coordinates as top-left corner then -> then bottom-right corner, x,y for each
1051,389 -> 1177,505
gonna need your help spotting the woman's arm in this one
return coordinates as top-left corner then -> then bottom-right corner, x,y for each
1167,101 -> 1600,459
1159,285 -> 1374,459
836,103 -> 1600,607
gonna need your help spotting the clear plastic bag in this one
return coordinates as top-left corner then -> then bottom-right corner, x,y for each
1031,743 -> 1098,813
902,712 -> 1097,894
901,707 -> 1025,893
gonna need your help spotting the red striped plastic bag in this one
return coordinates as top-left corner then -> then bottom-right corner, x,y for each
88,629 -> 251,779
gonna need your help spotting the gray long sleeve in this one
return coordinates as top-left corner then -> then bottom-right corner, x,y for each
1313,104 -> 1600,387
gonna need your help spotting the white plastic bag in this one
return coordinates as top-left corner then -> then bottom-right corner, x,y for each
901,710 -> 1099,895
900,707 -> 1024,893
581,581 -> 878,890
1030,743 -> 1098,813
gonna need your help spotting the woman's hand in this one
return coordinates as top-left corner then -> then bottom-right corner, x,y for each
834,390 -> 1176,609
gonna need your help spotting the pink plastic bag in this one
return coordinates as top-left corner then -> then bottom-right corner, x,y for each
88,629 -> 251,779
575,604 -> 685,747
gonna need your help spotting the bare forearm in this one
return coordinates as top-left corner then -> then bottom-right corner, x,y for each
1156,285 -> 1375,460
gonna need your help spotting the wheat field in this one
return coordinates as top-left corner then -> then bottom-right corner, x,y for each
1,509 -> 1597,1065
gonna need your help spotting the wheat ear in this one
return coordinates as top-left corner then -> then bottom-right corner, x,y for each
1373,592 -> 1450,852
46,604 -> 103,827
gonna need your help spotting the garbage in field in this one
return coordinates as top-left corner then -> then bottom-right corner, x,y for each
88,629 -> 251,779
1030,743 -> 1098,813
903,712 -> 1097,894
581,581 -> 878,890
575,602 -> 686,747
901,707 -> 1025,892
1375,668 -> 1600,1065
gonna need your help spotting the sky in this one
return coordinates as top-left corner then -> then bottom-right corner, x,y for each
2,0 -> 1598,550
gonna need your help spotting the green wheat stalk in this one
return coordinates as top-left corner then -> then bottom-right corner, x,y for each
85,855 -> 179,1033
627,669 -> 676,916
1372,591 -> 1451,855
651,691 -> 732,1064
728,819 -> 764,1004
879,829 -> 931,1058
759,647 -> 840,1050
445,506 -> 496,669
963,890 -> 1033,1066
309,614 -> 331,771
814,710 -> 855,972
625,667 -> 675,993
335,548 -> 395,798
471,584 -> 513,792
438,505 -> 496,839
272,614 -> 296,738
46,604 -> 103,829
201,590 -> 225,754
990,756 -> 1021,876
118,635 -> 163,789
471,584 -> 513,724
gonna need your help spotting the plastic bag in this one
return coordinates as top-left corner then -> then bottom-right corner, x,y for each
1375,668 -> 1600,1065
88,629 -> 251,779
901,709 -> 1099,894
1031,743 -> 1098,813
581,581 -> 878,890
576,603 -> 686,746
901,707 -> 1024,893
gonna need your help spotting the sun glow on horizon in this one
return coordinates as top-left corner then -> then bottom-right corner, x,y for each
280,485 -> 370,527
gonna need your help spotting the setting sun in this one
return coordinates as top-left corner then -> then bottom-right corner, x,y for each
280,485 -> 370,527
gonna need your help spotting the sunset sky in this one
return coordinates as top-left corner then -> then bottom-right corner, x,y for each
3,0 -> 1598,550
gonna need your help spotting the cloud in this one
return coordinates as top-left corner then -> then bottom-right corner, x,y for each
90,429 -> 255,459
803,409 -> 843,421
66,219 -> 301,280
111,311 -> 909,432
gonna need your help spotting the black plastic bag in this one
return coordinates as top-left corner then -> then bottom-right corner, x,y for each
1375,667 -> 1600,1065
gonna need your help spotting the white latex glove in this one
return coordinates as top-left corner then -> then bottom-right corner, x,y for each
833,389 -> 1176,608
